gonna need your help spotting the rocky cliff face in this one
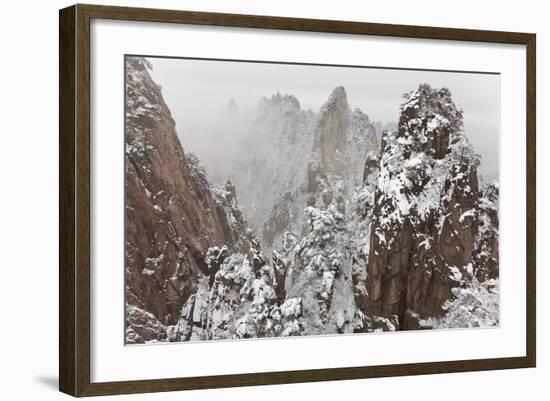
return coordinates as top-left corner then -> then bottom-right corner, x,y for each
165,86 -> 380,339
307,87 -> 348,209
233,87 -> 379,250
124,59 -> 499,344
166,242 -> 302,341
363,84 -> 499,330
310,86 -> 351,179
280,87 -> 379,335
124,57 -> 250,343
308,90 -> 379,205
230,93 -> 316,247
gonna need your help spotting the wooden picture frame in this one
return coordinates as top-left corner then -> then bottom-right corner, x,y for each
59,3 -> 536,397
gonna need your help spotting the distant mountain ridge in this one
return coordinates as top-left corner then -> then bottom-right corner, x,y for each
230,86 -> 379,250
124,57 -> 499,343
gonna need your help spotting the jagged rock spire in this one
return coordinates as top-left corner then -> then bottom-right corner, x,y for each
314,86 -> 351,175
364,84 -> 498,330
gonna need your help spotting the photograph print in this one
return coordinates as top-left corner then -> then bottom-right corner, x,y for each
124,56 -> 500,344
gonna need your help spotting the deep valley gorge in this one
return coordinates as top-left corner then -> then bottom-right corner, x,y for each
124,57 -> 499,344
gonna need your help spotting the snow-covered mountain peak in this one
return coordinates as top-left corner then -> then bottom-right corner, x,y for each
321,86 -> 349,114
125,64 -> 499,343
376,84 -> 480,227
225,98 -> 241,114
365,84 -> 498,330
352,107 -> 370,123
259,92 -> 302,114
398,84 -> 467,158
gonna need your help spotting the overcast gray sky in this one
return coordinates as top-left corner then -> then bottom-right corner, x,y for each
147,57 -> 500,177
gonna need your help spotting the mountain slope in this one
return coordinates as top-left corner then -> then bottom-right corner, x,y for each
230,93 -> 316,248
364,84 -> 499,330
124,62 -> 499,343
124,57 -> 250,343
231,87 -> 379,251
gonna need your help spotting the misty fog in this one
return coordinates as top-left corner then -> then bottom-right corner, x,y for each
124,56 -> 503,343
147,57 -> 500,181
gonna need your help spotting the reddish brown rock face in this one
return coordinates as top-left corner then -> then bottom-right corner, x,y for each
123,63 -> 497,343
124,57 -> 248,334
307,87 -> 351,206
314,86 -> 351,177
365,85 -> 499,330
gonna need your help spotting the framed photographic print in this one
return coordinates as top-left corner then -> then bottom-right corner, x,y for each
59,4 -> 536,397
